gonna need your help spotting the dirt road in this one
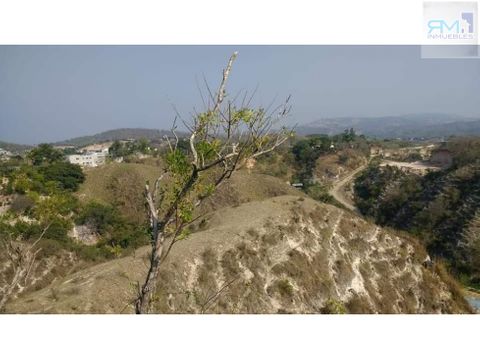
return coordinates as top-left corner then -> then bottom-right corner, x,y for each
328,159 -> 442,212
329,164 -> 367,212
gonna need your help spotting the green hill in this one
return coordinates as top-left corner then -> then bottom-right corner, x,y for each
0,141 -> 33,154
56,128 -> 187,147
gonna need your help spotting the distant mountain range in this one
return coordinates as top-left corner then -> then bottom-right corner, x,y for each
0,141 -> 33,154
55,128 -> 187,147
2,115 -> 480,151
296,114 -> 480,139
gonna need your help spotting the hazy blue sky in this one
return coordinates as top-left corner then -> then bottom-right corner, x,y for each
0,45 -> 479,144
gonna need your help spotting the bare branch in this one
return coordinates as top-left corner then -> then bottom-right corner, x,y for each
189,131 -> 198,168
251,135 -> 290,159
213,51 -> 238,113
171,117 -> 179,151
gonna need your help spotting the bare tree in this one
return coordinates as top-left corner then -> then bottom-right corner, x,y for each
134,52 -> 292,313
0,225 -> 49,312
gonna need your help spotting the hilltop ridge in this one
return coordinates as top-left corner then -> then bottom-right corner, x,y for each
7,195 -> 471,314
297,114 -> 480,139
54,128 -> 187,147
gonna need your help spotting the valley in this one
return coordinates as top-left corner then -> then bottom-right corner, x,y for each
2,127 -> 478,314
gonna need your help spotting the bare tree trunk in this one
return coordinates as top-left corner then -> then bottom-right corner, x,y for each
134,233 -> 165,314
135,169 -> 199,314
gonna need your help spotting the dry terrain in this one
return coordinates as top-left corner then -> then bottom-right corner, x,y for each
7,195 -> 471,314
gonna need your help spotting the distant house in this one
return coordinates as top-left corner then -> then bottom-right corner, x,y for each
79,142 -> 112,154
0,148 -> 12,160
67,152 -> 106,167
429,148 -> 453,168
67,142 -> 112,167
53,145 -> 76,151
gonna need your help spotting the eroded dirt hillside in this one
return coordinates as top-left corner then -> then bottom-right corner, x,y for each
7,196 -> 472,314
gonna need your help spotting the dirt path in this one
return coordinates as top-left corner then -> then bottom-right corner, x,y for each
328,159 -> 440,211
329,164 -> 367,212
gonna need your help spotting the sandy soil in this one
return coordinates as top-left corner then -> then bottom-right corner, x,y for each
380,160 -> 441,171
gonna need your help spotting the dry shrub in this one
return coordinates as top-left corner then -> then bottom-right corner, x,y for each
261,231 -> 280,246
433,261 -> 473,313
320,298 -> 346,314
201,248 -> 217,271
221,249 -> 240,279
10,195 -> 34,213
107,167 -> 145,225
246,228 -> 259,239
345,295 -> 372,314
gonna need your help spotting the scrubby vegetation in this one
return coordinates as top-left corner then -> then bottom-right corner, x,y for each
76,201 -> 148,255
0,144 -> 149,266
108,139 -> 152,159
288,129 -> 369,202
354,137 -> 480,286
2,134 -> 473,314
252,144 -> 294,181
55,128 -> 182,148
38,162 -> 85,191
292,129 -> 367,182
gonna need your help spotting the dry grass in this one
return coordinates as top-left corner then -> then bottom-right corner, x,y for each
5,195 -> 472,314
433,261 -> 473,313
246,228 -> 259,239
77,162 -> 162,205
221,249 -> 241,279
199,170 -> 301,213
345,295 -> 372,314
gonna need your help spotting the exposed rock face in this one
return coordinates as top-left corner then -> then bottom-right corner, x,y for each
152,196 -> 470,314
69,224 -> 99,245
6,196 -> 471,314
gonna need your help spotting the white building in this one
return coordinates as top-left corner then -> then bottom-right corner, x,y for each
0,148 -> 12,160
67,152 -> 106,167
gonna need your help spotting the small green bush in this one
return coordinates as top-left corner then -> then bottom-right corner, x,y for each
306,183 -> 334,203
275,279 -> 294,298
10,195 -> 35,213
320,299 -> 347,314
39,162 -> 85,192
